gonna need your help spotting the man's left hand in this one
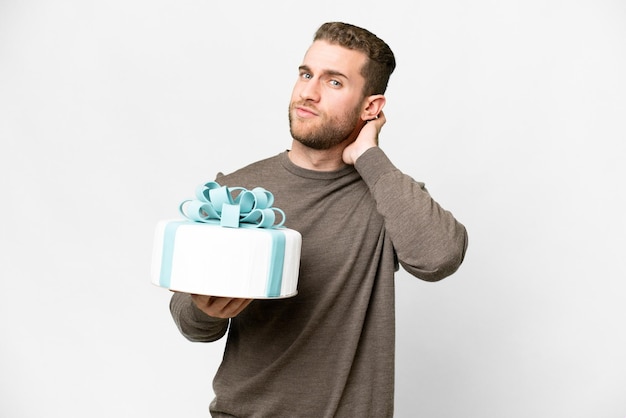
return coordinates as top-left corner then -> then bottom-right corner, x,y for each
342,110 -> 386,165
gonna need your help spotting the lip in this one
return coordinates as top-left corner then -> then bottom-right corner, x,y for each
294,105 -> 318,118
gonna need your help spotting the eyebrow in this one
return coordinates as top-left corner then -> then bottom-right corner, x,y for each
299,65 -> 348,80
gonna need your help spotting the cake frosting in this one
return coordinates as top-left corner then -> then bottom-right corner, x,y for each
151,182 -> 301,298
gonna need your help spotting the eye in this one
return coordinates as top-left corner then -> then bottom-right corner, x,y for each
300,72 -> 312,80
329,79 -> 342,87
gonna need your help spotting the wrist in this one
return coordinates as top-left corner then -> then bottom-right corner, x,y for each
351,143 -> 377,163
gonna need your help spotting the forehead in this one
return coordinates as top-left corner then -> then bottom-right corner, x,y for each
302,40 -> 368,79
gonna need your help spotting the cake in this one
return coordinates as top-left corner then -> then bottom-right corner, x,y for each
151,182 -> 302,298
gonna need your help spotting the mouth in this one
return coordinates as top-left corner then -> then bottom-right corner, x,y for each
294,105 -> 318,118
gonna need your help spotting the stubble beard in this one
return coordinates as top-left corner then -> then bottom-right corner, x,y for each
288,102 -> 361,150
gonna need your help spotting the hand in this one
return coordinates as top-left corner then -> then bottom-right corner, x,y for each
342,110 -> 386,165
190,294 -> 253,319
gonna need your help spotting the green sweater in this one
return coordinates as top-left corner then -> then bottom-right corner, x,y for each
170,148 -> 468,417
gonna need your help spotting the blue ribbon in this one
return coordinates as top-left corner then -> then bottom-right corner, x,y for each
159,182 -> 288,297
179,181 -> 286,229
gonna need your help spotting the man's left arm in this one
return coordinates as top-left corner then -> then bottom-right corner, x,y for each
355,147 -> 468,281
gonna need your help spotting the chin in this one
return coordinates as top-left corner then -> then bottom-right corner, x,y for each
290,121 -> 315,139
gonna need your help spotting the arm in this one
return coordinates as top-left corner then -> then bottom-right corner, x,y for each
170,292 -> 251,342
345,111 -> 468,281
356,147 -> 468,281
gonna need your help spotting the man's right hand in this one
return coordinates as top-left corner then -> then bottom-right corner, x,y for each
190,294 -> 253,319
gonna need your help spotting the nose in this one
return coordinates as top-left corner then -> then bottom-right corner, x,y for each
298,77 -> 320,102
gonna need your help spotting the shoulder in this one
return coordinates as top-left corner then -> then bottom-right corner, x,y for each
215,152 -> 286,189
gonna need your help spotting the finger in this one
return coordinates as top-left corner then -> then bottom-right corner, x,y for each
190,293 -> 212,307
204,295 -> 231,312
192,295 -> 253,318
226,298 -> 253,315
219,298 -> 253,316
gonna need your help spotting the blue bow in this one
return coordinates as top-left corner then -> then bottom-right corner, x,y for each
179,181 -> 285,229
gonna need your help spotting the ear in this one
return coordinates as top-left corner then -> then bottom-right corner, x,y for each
361,94 -> 386,121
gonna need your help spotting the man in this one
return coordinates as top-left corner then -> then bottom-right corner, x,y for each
170,21 -> 468,417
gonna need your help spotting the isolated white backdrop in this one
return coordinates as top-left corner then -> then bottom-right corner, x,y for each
1,1 -> 625,417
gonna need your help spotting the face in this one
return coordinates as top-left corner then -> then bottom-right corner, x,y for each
288,40 -> 368,150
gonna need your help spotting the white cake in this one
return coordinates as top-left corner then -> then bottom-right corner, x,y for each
151,220 -> 301,298
151,182 -> 302,298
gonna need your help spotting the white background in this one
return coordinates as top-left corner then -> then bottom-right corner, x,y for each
1,1 -> 625,417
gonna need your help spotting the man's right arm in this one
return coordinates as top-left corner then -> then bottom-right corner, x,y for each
169,292 -> 231,342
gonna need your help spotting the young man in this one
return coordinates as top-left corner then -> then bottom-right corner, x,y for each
170,22 -> 468,417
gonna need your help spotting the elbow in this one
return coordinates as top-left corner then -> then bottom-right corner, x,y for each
403,229 -> 468,282
402,256 -> 462,282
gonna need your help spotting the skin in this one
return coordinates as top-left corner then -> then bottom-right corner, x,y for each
191,40 -> 388,319
288,40 -> 386,171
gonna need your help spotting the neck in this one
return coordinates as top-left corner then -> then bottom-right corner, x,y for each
287,140 -> 348,171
